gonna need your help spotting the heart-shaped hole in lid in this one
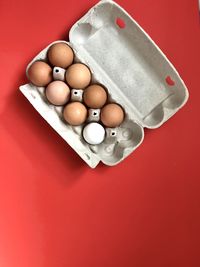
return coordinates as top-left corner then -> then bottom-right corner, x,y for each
116,17 -> 126,29
166,76 -> 175,86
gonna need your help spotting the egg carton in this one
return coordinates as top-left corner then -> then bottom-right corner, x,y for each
19,0 -> 189,168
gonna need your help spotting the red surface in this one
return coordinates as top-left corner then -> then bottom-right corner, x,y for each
0,0 -> 200,266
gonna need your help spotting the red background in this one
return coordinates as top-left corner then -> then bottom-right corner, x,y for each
0,0 -> 200,266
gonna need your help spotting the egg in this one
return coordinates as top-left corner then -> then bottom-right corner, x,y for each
63,102 -> 87,126
66,63 -> 91,89
100,103 -> 125,127
83,122 -> 105,145
83,84 -> 107,108
27,61 -> 52,86
48,43 -> 74,68
45,81 -> 70,106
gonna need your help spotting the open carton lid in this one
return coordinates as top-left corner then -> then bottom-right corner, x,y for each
69,0 -> 189,129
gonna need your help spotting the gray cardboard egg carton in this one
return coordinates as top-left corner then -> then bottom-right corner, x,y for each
19,0 -> 189,168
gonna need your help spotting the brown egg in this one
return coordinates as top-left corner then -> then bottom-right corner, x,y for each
45,81 -> 70,106
63,102 -> 87,126
66,63 -> 91,89
101,103 -> 125,127
27,61 -> 52,86
83,84 -> 107,108
48,43 -> 74,68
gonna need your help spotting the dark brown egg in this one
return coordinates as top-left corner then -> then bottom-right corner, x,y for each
83,84 -> 107,108
27,61 -> 52,86
63,102 -> 87,126
48,43 -> 74,68
100,103 -> 125,127
66,63 -> 91,89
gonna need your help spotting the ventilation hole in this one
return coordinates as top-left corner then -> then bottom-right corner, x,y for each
74,91 -> 78,95
166,76 -> 175,86
55,69 -> 59,73
116,17 -> 126,29
112,132 -> 115,136
93,112 -> 97,116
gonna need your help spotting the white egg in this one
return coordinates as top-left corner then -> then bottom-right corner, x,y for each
83,122 -> 105,145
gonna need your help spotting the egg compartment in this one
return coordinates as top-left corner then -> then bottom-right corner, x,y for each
90,119 -> 144,166
20,0 -> 188,168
